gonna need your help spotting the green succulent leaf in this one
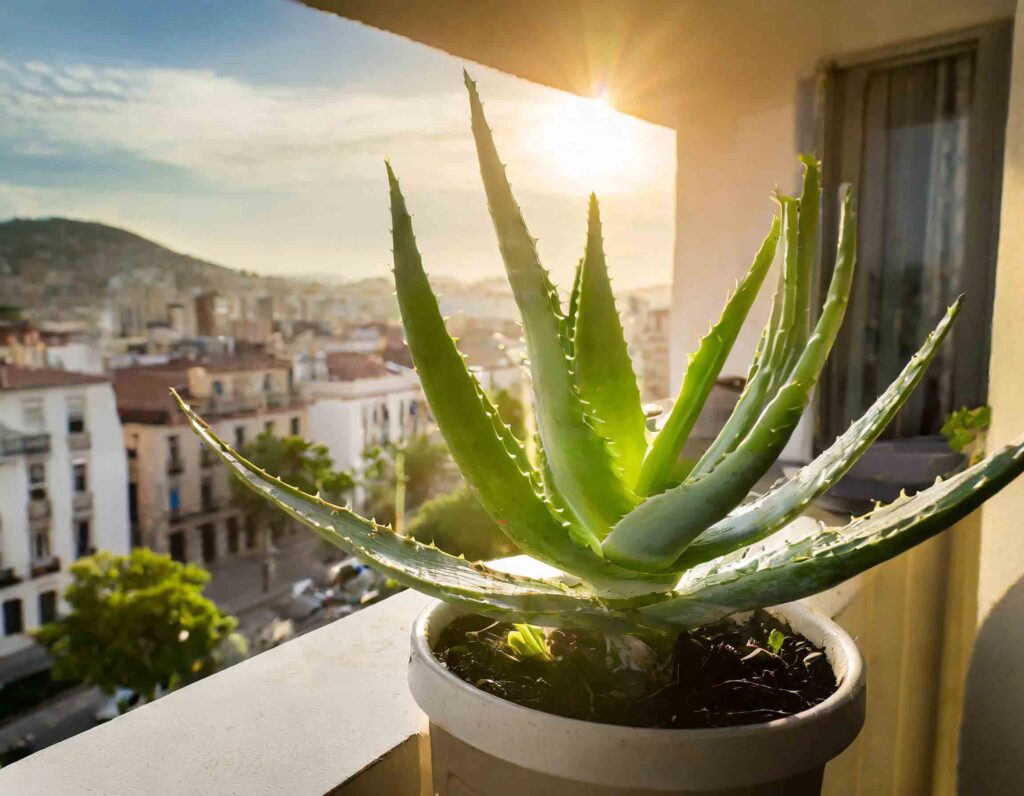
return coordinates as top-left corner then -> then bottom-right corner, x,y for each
171,390 -> 607,621
465,71 -> 637,538
573,195 -> 649,485
642,433 -> 1024,628
388,163 -> 652,586
674,297 -> 962,569
603,187 -> 857,571
636,215 -> 781,497
793,156 -> 821,354
567,257 -> 583,349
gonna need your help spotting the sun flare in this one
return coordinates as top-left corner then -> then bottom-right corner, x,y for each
522,91 -> 655,195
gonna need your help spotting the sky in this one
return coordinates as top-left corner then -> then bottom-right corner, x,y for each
0,0 -> 676,289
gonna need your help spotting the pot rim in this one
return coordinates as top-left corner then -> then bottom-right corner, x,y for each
409,599 -> 866,790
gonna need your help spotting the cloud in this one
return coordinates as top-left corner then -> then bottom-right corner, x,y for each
0,58 -> 670,197
0,58 -> 675,287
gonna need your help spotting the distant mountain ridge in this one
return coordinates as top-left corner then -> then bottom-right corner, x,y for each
0,216 -> 286,295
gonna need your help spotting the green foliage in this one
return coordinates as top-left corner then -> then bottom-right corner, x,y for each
767,629 -> 786,655
176,75 -> 1024,634
232,432 -> 353,537
363,433 -> 450,526
33,549 -> 237,700
941,405 -> 992,465
407,484 -> 518,561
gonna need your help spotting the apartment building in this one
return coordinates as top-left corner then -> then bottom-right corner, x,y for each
301,352 -> 428,509
114,356 -> 305,566
0,366 -> 130,662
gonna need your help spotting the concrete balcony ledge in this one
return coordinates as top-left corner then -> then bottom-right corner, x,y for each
0,589 -> 433,795
0,547 -> 858,795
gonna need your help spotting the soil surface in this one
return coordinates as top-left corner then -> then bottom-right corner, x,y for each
435,611 -> 838,729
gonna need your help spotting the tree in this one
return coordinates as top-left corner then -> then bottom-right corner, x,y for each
407,484 -> 517,561
233,432 -> 354,540
33,549 -> 237,701
362,434 -> 450,527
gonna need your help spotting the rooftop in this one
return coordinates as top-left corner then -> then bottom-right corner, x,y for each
0,365 -> 108,391
326,351 -> 395,381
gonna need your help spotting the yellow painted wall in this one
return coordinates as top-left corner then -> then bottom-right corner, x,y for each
978,0 -> 1024,622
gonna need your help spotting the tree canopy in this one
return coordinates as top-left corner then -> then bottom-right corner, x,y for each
233,432 -> 354,537
33,549 -> 238,700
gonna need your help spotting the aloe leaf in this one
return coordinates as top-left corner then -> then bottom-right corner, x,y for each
465,72 -> 637,536
635,216 -> 780,496
603,187 -> 857,571
172,391 -> 600,618
674,297 -> 962,569
688,210 -> 796,480
573,195 -> 648,484
388,163 -> 645,584
793,156 -> 820,353
565,258 -> 583,356
642,432 -> 1024,628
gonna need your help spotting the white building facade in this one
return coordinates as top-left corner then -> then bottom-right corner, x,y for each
0,367 -> 130,661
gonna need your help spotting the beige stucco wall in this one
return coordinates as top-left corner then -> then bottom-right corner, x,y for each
668,0 -> 1014,458
978,0 -> 1024,622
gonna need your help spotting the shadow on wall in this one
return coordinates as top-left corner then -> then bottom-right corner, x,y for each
959,575 -> 1024,794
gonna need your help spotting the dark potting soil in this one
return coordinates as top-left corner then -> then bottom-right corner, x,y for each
434,611 -> 838,729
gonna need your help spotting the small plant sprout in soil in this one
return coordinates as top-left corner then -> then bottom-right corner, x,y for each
174,73 -> 1024,726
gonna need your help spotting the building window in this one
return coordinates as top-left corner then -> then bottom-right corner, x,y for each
235,426 -> 246,448
72,462 -> 88,493
169,531 -> 186,563
169,486 -> 181,517
38,591 -> 57,624
244,515 -> 258,550
227,516 -> 240,554
167,434 -> 182,472
201,478 -> 214,511
32,529 -> 51,561
28,462 -> 46,501
213,380 -> 224,396
264,420 -> 274,435
200,523 -> 217,564
262,373 -> 273,392
66,397 -> 86,434
21,399 -> 44,431
3,599 -> 23,636
76,519 -> 91,559
290,416 -> 300,436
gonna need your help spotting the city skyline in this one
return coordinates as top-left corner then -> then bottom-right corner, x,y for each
0,0 -> 676,290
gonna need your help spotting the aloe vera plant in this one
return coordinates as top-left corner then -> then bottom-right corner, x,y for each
174,74 -> 1024,633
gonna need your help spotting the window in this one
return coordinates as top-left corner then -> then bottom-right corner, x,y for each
213,380 -> 224,396
169,486 -> 181,517
66,396 -> 85,434
72,462 -> 87,493
262,373 -> 273,392
128,482 -> 139,523
32,529 -> 51,561
235,426 -> 246,448
169,531 -> 186,563
3,599 -> 23,636
819,24 -> 1010,449
76,519 -> 91,559
201,478 -> 214,510
227,516 -> 240,554
167,435 -> 182,471
245,515 -> 258,550
290,416 -> 300,436
38,591 -> 57,624
21,399 -> 44,431
264,420 -> 275,435
28,462 -> 46,501
200,523 -> 217,564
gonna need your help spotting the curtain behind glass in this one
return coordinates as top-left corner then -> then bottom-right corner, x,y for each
821,51 -> 975,442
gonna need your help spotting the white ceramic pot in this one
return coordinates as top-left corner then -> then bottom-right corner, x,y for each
409,601 -> 866,795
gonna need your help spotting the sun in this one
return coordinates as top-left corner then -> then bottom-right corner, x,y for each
524,90 -> 653,195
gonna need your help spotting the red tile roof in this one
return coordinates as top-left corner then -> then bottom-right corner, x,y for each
0,365 -> 108,391
325,352 -> 392,381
